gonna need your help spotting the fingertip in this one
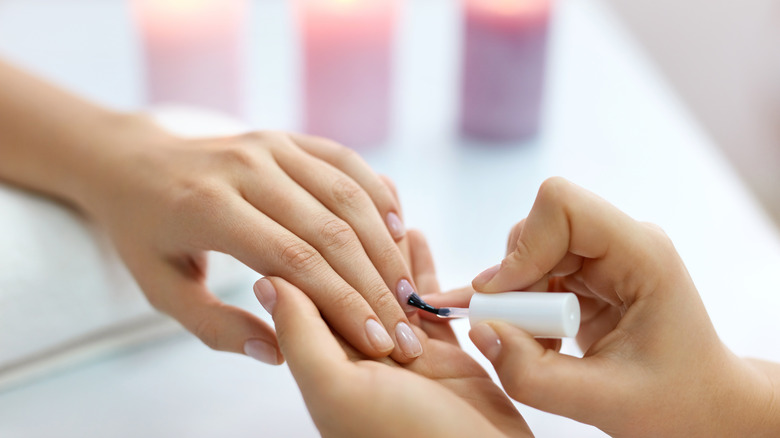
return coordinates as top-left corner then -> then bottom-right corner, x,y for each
365,318 -> 395,354
393,321 -> 423,360
385,211 -> 406,240
472,264 -> 501,291
244,338 -> 284,365
253,277 -> 277,314
470,323 -> 502,361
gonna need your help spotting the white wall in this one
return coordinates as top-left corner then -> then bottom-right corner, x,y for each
601,0 -> 780,224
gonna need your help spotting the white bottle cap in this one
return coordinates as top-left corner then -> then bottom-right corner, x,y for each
468,292 -> 580,338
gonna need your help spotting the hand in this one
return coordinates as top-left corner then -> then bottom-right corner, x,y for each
79,125 -> 423,364
258,230 -> 532,438
462,177 -> 780,437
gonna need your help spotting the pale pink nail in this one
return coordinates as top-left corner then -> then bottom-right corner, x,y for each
395,322 -> 423,358
386,212 -> 406,239
253,278 -> 277,314
396,279 -> 415,311
365,319 -> 394,352
470,323 -> 502,361
244,339 -> 279,364
473,264 -> 501,287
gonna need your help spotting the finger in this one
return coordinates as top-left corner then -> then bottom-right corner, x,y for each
378,174 -> 402,215
421,286 -> 475,309
473,177 -> 644,307
238,164 -> 422,361
406,229 -> 458,344
418,318 -> 459,345
216,198 -> 406,360
287,133 -> 406,240
407,229 -> 440,297
139,256 -> 282,364
269,143 -> 420,313
263,277 -> 351,391
470,321 -> 619,424
505,219 -> 526,256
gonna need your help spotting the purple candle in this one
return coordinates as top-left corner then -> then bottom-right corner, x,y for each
298,0 -> 399,149
132,0 -> 247,117
460,0 -> 551,142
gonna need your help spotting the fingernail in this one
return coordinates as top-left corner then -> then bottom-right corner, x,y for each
253,278 -> 277,314
244,339 -> 279,364
386,212 -> 405,239
365,319 -> 394,353
473,264 -> 501,287
395,322 -> 423,358
470,323 -> 502,361
396,279 -> 415,311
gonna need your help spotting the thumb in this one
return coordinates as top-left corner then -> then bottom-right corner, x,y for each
141,262 -> 283,365
469,321 -> 620,424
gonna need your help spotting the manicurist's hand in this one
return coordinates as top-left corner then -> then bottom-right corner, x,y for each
258,230 -> 532,438
465,177 -> 780,437
0,59 -> 422,365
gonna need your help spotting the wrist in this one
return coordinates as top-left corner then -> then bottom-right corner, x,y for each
66,111 -> 175,218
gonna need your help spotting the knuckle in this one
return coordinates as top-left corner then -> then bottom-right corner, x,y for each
217,142 -> 261,170
169,179 -> 225,217
370,288 -> 401,315
537,176 -> 571,204
239,130 -> 276,145
318,217 -> 358,252
640,222 -> 677,259
279,240 -> 322,273
329,288 -> 363,312
331,177 -> 368,208
331,141 -> 359,164
373,244 -> 401,269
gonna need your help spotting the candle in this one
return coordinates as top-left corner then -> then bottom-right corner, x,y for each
298,0 -> 399,149
460,0 -> 552,142
131,0 -> 248,117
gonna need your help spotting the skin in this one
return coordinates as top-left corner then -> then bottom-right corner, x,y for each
0,60 -> 423,364
450,177 -> 780,437
262,230 -> 532,438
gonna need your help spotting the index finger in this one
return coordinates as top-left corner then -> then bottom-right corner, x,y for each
472,177 -> 647,306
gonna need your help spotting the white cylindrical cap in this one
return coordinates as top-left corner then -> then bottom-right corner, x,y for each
468,292 -> 580,338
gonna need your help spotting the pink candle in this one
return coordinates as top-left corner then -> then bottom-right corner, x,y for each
298,0 -> 399,149
460,0 -> 551,142
131,0 -> 247,117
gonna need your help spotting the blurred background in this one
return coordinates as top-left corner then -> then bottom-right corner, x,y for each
1,1 -> 780,437
605,0 -> 780,227
2,0 -> 777,222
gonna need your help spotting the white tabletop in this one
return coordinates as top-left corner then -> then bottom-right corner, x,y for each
2,0 -> 780,437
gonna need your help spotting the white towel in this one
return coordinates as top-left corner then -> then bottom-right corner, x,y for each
0,106 -> 257,390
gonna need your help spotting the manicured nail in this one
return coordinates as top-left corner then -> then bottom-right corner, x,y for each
473,264 -> 501,287
253,278 -> 277,314
395,322 -> 423,358
396,279 -> 415,311
470,323 -> 502,361
386,212 -> 406,239
244,339 -> 279,364
365,319 -> 394,353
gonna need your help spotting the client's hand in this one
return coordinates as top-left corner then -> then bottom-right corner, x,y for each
80,128 -> 421,364
464,177 -> 780,437
257,230 -> 532,438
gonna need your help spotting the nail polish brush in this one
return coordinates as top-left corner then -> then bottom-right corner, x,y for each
408,292 -> 580,338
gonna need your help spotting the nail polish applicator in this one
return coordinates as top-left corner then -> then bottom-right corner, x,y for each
408,292 -> 580,338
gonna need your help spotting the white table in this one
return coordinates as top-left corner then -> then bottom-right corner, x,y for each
2,0 -> 780,437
